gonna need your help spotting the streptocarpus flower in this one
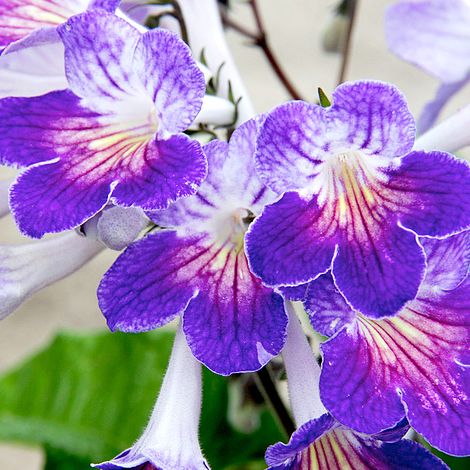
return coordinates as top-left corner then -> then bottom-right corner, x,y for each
306,232 -> 470,456
385,0 -> 470,132
94,324 -> 210,470
266,414 -> 448,470
98,117 -> 288,375
246,81 -> 470,318
266,304 -> 448,470
0,10 -> 207,238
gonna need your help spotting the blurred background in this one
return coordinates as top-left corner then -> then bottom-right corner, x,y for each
1,0 -> 469,468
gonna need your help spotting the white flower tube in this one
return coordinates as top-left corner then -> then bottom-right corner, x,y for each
178,0 -> 256,122
282,302 -> 327,426
414,104 -> 470,153
0,232 -> 103,320
94,323 -> 209,470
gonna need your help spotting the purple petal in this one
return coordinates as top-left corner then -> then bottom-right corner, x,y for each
320,280 -> 470,456
278,284 -> 309,302
266,414 -> 447,470
386,151 -> 470,238
328,81 -> 416,158
245,191 -> 337,288
304,273 -> 355,336
420,231 -> 470,292
133,28 -> 206,135
111,134 -> 207,210
58,12 -> 142,104
183,240 -> 287,375
418,75 -> 470,134
385,0 -> 470,83
98,231 -> 198,332
10,159 -> 112,238
99,230 -> 288,375
333,223 -> 426,318
254,101 -> 327,194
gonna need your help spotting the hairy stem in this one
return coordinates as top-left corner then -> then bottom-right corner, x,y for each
337,0 -> 359,85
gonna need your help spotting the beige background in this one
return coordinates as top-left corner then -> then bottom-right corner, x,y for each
1,0 -> 469,467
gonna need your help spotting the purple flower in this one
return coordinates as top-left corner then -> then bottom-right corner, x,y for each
93,324 -> 210,470
98,117 -> 288,375
306,232 -> 470,456
385,0 -> 470,132
0,10 -> 207,238
246,81 -> 470,318
267,302 -> 447,470
266,414 -> 448,470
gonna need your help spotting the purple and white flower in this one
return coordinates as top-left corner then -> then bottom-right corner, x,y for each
0,11 -> 207,238
98,117 -> 288,375
385,0 -> 470,132
266,303 -> 447,470
94,324 -> 210,470
246,81 -> 470,318
306,232 -> 470,456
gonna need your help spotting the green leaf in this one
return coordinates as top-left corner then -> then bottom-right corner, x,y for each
0,329 -> 283,468
318,87 -> 332,108
43,446 -> 90,470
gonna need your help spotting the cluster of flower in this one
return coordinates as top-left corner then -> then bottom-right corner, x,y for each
0,1 -> 469,469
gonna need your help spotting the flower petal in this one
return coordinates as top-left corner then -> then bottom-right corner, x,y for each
417,75 -> 470,134
255,101 -> 327,194
320,279 -> 470,456
333,223 -> 425,318
266,414 -> 447,470
245,191 -> 337,288
328,81 -> 416,158
385,0 -> 470,83
98,231 -> 198,332
304,273 -> 355,337
110,134 -> 207,210
10,158 -> 113,238
99,230 -> 287,375
57,12 -> 142,105
420,231 -> 470,293
133,28 -> 206,135
386,151 -> 470,238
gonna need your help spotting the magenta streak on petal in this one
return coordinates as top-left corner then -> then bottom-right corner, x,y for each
320,280 -> 470,456
0,0 -> 85,46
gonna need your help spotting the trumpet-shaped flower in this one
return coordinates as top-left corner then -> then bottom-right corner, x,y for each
385,0 -> 470,132
0,10 -> 207,238
94,324 -> 210,470
246,81 -> 470,318
266,304 -> 447,470
306,232 -> 470,456
98,117 -> 288,375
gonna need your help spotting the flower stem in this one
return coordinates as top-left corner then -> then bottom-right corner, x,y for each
222,1 -> 304,101
337,0 -> 359,85
254,366 -> 296,437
